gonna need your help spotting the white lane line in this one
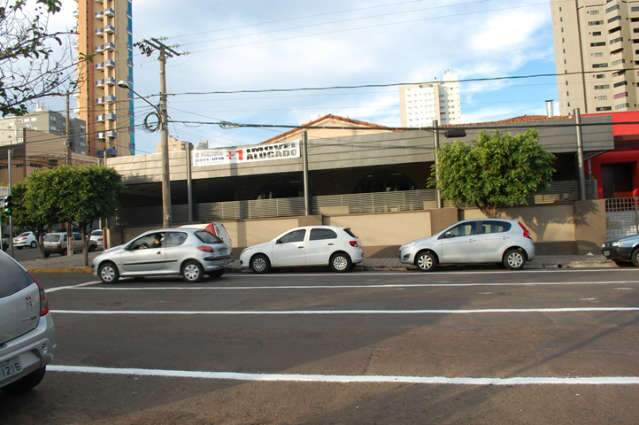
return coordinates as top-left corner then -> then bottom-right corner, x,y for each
45,281 -> 101,293
236,269 -> 626,277
73,280 -> 639,291
48,365 -> 639,386
51,307 -> 639,316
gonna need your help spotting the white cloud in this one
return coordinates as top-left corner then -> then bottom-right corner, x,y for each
470,8 -> 550,53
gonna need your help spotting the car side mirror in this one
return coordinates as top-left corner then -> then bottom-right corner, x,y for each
276,239 -> 282,244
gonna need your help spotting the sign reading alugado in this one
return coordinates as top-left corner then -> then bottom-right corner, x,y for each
192,140 -> 300,167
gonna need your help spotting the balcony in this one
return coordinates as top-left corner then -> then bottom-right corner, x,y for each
95,11 -> 104,19
97,132 -> 106,140
96,62 -> 105,70
95,44 -> 105,53
104,95 -> 117,103
96,79 -> 105,87
95,28 -> 104,35
97,97 -> 105,105
105,78 -> 117,86
103,42 -> 115,51
104,24 -> 115,33
97,114 -> 105,123
104,59 -> 116,68
104,8 -> 115,17
106,130 -> 117,138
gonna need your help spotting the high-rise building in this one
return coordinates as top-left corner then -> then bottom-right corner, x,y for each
399,72 -> 461,126
551,0 -> 639,115
76,0 -> 134,157
0,108 -> 86,153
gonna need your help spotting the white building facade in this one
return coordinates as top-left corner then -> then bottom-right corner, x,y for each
399,72 -> 461,126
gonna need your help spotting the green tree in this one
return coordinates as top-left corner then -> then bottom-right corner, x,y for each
433,130 -> 555,211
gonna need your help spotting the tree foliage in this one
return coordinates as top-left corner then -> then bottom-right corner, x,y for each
433,130 -> 555,210
14,165 -> 123,263
0,0 -> 74,116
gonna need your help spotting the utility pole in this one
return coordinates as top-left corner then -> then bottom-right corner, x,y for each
7,149 -> 14,257
301,131 -> 310,216
136,38 -> 182,228
185,142 -> 193,223
433,120 -> 442,209
65,91 -> 73,256
574,2 -> 589,113
574,108 -> 587,201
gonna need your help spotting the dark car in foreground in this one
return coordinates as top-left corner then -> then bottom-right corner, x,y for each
602,234 -> 639,266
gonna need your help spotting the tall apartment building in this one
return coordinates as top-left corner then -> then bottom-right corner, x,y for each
76,0 -> 134,157
399,72 -> 461,126
0,108 -> 87,153
552,0 -> 639,115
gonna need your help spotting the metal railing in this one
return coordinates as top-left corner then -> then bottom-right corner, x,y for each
605,197 -> 639,240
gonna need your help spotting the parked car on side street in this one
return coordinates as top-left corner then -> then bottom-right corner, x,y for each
89,229 -> 104,251
240,226 -> 363,273
0,251 -> 55,394
1,235 -> 9,251
399,219 -> 535,272
601,234 -> 639,266
93,227 -> 233,284
43,232 -> 83,257
13,232 -> 38,249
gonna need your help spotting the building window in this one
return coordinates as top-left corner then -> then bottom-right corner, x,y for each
594,84 -> 610,89
591,41 -> 606,47
610,37 -> 623,44
613,80 -> 628,87
588,20 -> 603,25
608,15 -> 621,24
595,73 -> 606,79
632,6 -> 639,12
596,95 -> 608,101
606,4 -> 620,13
592,31 -> 602,36
596,106 -> 612,111
593,63 -> 609,68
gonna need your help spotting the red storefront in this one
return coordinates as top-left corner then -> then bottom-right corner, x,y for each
584,111 -> 639,198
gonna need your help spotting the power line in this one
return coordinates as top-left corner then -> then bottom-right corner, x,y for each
164,67 -> 639,97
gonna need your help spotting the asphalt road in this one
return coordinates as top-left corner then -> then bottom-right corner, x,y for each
3,269 -> 639,425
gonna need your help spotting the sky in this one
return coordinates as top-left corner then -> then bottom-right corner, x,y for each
49,0 -> 559,154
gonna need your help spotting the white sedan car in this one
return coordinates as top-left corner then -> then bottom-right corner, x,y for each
13,232 -> 37,249
240,226 -> 363,273
400,219 -> 535,272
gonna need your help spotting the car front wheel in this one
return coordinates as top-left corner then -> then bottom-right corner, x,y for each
250,254 -> 271,274
415,251 -> 437,272
98,262 -> 120,284
503,248 -> 526,270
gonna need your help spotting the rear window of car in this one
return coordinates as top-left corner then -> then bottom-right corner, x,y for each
44,234 -> 61,242
0,253 -> 33,298
19,232 -> 29,237
344,228 -> 358,238
310,228 -> 338,241
478,221 -> 512,234
195,230 -> 223,244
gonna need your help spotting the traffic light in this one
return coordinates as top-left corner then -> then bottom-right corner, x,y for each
1,196 -> 12,217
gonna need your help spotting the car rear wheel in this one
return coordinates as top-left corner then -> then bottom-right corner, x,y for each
250,254 -> 271,274
503,248 -> 526,270
330,252 -> 352,273
3,366 -> 46,394
415,251 -> 437,272
182,260 -> 204,282
98,262 -> 120,284
632,249 -> 639,267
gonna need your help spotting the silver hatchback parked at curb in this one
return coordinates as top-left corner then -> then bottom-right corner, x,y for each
400,219 -> 535,272
0,251 -> 55,393
92,228 -> 233,283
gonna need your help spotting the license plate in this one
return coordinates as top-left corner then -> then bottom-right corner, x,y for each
0,358 -> 23,381
603,250 -> 610,256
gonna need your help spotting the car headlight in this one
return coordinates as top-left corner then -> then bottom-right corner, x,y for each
612,241 -> 621,247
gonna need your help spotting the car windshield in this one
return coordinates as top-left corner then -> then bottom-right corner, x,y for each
195,230 -> 223,244
19,232 -> 30,237
44,234 -> 61,242
91,230 -> 103,236
344,228 -> 358,238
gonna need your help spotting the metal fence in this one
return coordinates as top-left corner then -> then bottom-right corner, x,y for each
312,189 -> 437,215
605,197 -> 639,240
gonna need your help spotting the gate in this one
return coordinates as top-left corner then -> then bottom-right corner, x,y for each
606,198 -> 639,240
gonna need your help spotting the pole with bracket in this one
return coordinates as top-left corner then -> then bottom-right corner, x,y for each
574,108 -> 587,201
302,131 -> 310,216
433,120 -> 442,209
8,149 -> 14,257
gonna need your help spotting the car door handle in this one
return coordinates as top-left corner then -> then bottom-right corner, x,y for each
328,243 -> 334,246
156,251 -> 162,255
298,246 -> 304,249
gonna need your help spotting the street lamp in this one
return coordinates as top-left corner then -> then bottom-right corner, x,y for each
118,80 -> 172,228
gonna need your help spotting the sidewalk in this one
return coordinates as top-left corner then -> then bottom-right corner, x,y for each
20,252 -> 616,273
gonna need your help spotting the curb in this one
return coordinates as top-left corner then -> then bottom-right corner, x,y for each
27,267 -> 92,274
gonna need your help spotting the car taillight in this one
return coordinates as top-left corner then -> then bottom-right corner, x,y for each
349,240 -> 359,247
28,275 -> 49,316
197,245 -> 215,253
518,222 -> 532,240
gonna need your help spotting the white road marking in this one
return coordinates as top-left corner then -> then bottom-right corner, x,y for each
235,269 -> 626,277
73,280 -> 639,291
51,307 -> 639,316
48,365 -> 639,386
45,281 -> 101,293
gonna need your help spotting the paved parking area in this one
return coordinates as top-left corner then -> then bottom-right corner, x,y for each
3,269 -> 639,424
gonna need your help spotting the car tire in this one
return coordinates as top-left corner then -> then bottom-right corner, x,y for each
30,241 -> 37,248
98,262 -> 120,284
330,252 -> 352,273
503,248 -> 526,270
17,246 -> 22,250
3,366 -> 46,394
415,250 -> 437,272
632,249 -> 639,268
43,251 -> 50,258
209,269 -> 225,279
250,254 -> 271,274
182,260 -> 204,282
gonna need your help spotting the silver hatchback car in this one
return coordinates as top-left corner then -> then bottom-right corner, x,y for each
93,228 -> 233,283
400,219 -> 536,271
0,251 -> 55,393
